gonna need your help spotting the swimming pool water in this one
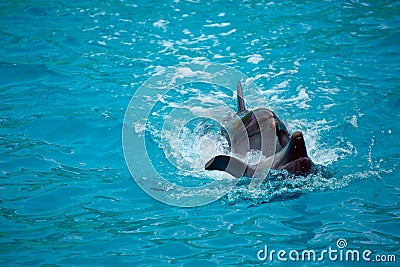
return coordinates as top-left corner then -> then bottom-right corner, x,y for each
1,0 -> 399,266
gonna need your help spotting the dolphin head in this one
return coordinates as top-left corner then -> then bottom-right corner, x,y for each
274,131 -> 314,175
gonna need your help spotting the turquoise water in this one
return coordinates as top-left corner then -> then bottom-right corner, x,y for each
1,0 -> 399,266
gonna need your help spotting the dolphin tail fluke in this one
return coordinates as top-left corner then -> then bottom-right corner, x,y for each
205,155 -> 251,178
237,82 -> 246,114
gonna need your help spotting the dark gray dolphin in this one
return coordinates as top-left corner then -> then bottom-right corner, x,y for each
205,82 -> 314,178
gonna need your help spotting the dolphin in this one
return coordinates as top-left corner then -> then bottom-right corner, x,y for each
205,82 -> 314,178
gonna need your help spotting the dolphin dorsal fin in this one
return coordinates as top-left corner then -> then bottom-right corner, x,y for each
237,82 -> 247,114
